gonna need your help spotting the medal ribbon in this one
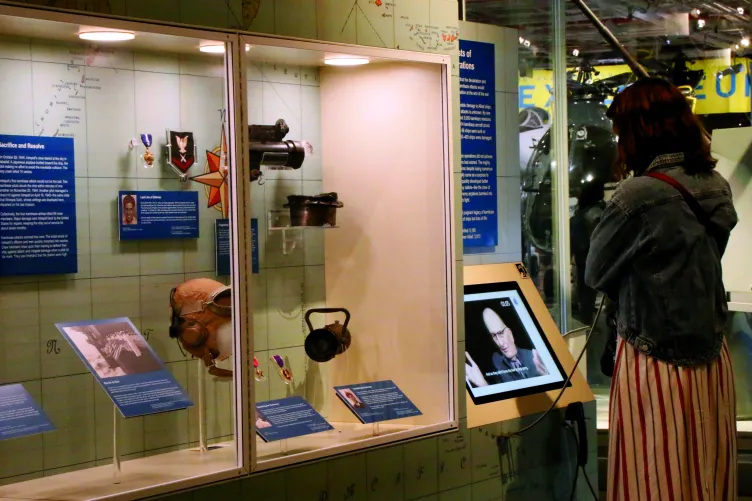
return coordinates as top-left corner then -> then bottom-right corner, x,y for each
140,133 -> 153,148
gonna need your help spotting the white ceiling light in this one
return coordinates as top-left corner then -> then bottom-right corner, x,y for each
199,44 -> 225,54
742,37 -> 750,47
572,48 -> 580,56
78,30 -> 135,42
692,8 -> 701,16
324,57 -> 369,66
697,19 -> 706,28
738,7 -> 745,15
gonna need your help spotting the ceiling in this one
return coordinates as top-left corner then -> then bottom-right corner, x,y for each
466,0 -> 752,66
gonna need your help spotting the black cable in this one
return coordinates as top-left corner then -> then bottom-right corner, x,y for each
582,466 -> 599,501
566,423 -> 599,501
499,297 -> 607,438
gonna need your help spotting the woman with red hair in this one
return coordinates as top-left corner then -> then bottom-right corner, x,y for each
586,78 -> 739,501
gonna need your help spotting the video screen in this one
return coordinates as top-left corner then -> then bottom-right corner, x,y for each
464,281 -> 567,405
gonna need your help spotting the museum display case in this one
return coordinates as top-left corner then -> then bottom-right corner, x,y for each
0,4 -> 458,499
0,6 -> 251,501
239,33 -> 458,470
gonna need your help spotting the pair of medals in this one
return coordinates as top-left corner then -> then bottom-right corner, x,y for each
253,355 -> 294,384
138,131 -> 198,181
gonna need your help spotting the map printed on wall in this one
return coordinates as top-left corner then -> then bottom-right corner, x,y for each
337,0 -> 459,52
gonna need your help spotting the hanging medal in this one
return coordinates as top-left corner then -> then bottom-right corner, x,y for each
253,356 -> 266,382
271,354 -> 293,384
141,133 -> 154,169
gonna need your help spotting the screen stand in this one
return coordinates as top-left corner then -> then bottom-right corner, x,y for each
197,359 -> 208,452
372,422 -> 380,437
280,439 -> 289,455
113,405 -> 121,484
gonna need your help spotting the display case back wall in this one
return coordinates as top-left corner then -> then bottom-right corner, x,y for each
321,62 -> 453,426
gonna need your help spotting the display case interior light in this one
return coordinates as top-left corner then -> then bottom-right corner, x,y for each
199,43 -> 250,53
78,30 -> 135,41
323,56 -> 369,66
199,43 -> 225,53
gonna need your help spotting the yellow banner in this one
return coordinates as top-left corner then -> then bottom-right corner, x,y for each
518,59 -> 752,115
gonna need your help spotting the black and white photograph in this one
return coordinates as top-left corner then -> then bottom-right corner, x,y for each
61,319 -> 162,379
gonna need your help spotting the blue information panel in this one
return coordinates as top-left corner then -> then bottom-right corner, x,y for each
334,380 -> 422,424
251,218 -> 259,274
0,134 -> 76,276
459,40 -> 498,248
0,384 -> 55,441
215,219 -> 230,276
214,218 -> 259,276
118,190 -> 198,241
55,317 -> 193,418
255,396 -> 333,442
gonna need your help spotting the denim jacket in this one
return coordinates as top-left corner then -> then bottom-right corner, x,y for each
585,153 -> 738,366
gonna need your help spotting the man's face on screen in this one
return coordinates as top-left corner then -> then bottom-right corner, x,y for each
483,308 -> 518,360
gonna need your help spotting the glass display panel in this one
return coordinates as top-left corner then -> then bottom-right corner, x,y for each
0,7 -> 246,499
463,281 -> 567,405
466,0 -> 752,433
242,37 -> 456,467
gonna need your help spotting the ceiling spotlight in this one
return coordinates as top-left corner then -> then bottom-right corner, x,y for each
697,19 -> 706,28
665,38 -> 671,44
199,44 -> 225,53
692,8 -> 701,16
523,39 -> 531,47
735,44 -> 741,50
742,37 -> 750,47
519,36 -> 525,44
324,57 -> 369,66
738,7 -> 745,15
78,30 -> 135,42
572,48 -> 580,56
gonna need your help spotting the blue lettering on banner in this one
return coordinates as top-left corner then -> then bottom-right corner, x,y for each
334,380 -> 422,424
0,384 -> 55,441
459,40 -> 499,248
696,75 -> 706,100
118,190 -> 199,240
255,396 -> 333,442
0,134 -> 76,276
215,219 -> 230,276
519,85 -> 535,108
55,317 -> 193,418
544,84 -> 554,107
716,73 -> 736,98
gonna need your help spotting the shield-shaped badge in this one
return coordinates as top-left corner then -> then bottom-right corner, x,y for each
166,130 -> 196,176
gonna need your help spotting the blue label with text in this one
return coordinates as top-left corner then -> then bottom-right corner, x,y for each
118,190 -> 198,240
56,317 -> 193,418
334,380 -> 422,424
459,40 -> 498,248
0,134 -> 77,276
255,396 -> 333,442
0,384 -> 55,441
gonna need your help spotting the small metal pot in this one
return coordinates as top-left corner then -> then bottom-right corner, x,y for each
304,308 -> 351,363
283,192 -> 343,227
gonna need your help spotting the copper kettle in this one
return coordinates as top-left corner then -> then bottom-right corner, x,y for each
304,308 -> 352,363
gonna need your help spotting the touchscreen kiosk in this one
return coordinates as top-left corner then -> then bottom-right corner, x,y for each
463,263 -> 594,428
464,282 -> 568,404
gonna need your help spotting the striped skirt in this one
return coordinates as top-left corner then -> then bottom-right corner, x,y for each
608,338 -> 737,501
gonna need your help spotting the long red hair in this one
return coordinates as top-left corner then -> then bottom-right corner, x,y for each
606,77 -> 715,176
